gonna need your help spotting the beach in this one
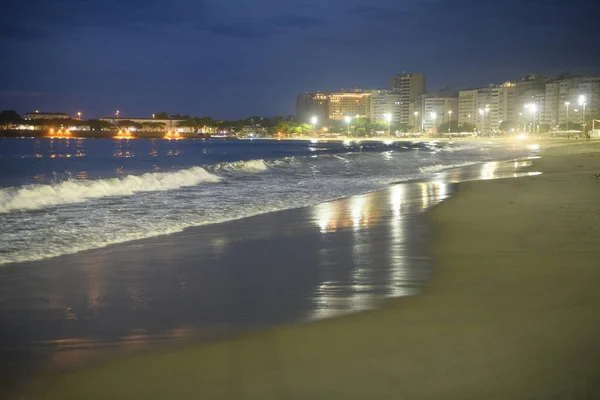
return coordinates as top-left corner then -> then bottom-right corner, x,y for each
7,140 -> 599,399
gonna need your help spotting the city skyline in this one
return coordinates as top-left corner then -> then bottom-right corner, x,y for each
2,0 -> 599,119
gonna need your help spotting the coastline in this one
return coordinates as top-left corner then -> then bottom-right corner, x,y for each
9,141 -> 600,399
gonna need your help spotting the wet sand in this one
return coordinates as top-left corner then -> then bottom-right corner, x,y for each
10,141 -> 600,399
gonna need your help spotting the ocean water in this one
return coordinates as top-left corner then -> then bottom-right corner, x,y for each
0,138 -> 532,265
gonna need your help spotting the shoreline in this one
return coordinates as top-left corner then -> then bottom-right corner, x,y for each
12,141 -> 600,399
1,158 -> 538,395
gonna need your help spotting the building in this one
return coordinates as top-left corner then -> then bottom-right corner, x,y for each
422,94 -> 458,132
369,90 -> 402,123
489,82 -> 518,131
328,90 -> 371,120
24,112 -> 69,120
458,89 -> 478,128
389,72 -> 426,127
541,75 -> 600,128
296,93 -> 329,125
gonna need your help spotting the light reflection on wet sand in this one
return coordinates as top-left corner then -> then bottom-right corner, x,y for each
0,159 -> 540,379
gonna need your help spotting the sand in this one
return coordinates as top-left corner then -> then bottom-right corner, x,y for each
11,141 -> 600,399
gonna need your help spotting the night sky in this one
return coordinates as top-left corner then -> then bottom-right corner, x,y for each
2,0 -> 599,119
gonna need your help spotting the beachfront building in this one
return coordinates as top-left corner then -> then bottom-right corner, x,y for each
296,92 -> 329,125
489,82 -> 519,131
389,72 -> 426,127
541,75 -> 600,128
422,94 -> 458,132
24,111 -> 69,120
328,90 -> 371,120
458,89 -> 478,128
369,90 -> 402,123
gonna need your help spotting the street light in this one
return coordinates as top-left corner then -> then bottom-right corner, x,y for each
430,112 -> 437,134
310,116 -> 317,134
355,114 -> 360,135
413,111 -> 419,134
527,103 -> 538,134
579,95 -> 587,136
384,113 -> 392,136
344,116 -> 351,135
565,102 -> 570,131
447,110 -> 452,133
116,110 -> 120,118
77,111 -> 82,120
152,114 -> 156,119
478,108 -> 484,134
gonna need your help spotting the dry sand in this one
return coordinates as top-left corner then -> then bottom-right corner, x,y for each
13,141 -> 600,399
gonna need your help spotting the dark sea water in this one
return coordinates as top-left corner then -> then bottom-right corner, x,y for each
0,138 -> 531,265
0,137 -> 541,387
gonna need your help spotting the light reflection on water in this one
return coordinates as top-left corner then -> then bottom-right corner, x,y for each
0,159 -> 542,374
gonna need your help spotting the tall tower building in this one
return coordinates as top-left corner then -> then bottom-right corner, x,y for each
458,89 -> 478,129
389,72 -> 426,127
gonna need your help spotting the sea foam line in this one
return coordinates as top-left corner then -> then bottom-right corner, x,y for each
0,167 -> 220,213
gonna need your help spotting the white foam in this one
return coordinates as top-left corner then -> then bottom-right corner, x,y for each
212,159 -> 270,173
0,167 -> 220,213
419,162 -> 478,175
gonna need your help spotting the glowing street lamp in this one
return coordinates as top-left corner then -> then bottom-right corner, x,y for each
116,110 -> 120,118
384,113 -> 392,135
430,112 -> 437,134
77,111 -> 82,120
526,103 -> 538,134
478,108 -> 484,133
310,116 -> 318,134
345,116 -> 351,135
564,102 -> 570,131
355,114 -> 360,134
447,110 -> 452,133
579,95 -> 587,136
413,111 -> 419,133
152,114 -> 156,119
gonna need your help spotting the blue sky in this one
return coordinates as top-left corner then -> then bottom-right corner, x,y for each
1,0 -> 599,119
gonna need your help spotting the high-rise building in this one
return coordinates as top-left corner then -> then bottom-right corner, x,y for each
422,95 -> 458,132
369,90 -> 402,123
489,82 -> 518,131
458,89 -> 478,129
389,72 -> 426,127
296,93 -> 329,124
328,90 -> 371,120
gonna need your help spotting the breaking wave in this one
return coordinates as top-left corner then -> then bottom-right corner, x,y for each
211,159 -> 270,173
0,167 -> 221,213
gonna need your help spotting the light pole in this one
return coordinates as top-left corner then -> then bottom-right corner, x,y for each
345,116 -> 351,136
152,114 -> 156,119
116,110 -> 120,118
528,103 -> 537,135
579,95 -> 587,136
478,108 -> 484,134
565,102 -> 570,132
310,116 -> 318,135
430,112 -> 437,135
384,113 -> 392,136
77,111 -> 82,120
355,114 -> 360,135
413,111 -> 419,134
447,110 -> 452,133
